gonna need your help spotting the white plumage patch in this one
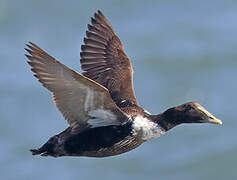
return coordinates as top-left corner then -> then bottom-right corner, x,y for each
132,116 -> 165,141
143,109 -> 151,115
84,88 -> 95,111
88,109 -> 120,128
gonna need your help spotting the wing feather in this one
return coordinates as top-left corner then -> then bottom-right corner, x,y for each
80,11 -> 138,107
25,42 -> 129,131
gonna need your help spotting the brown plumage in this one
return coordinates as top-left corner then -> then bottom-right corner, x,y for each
25,42 -> 129,132
80,10 -> 137,106
25,10 -> 222,158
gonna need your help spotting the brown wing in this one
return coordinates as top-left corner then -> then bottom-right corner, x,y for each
25,42 -> 129,132
80,10 -> 138,107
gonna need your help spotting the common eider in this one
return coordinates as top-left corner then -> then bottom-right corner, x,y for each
25,10 -> 222,158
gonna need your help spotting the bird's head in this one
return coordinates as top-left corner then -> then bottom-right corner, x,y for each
159,102 -> 222,131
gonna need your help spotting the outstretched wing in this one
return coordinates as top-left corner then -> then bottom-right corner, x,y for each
80,10 -> 138,107
25,42 -> 129,132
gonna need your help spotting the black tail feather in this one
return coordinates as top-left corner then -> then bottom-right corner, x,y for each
30,136 -> 58,156
30,148 -> 42,155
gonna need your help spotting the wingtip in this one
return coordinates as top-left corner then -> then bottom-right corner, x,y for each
24,48 -> 32,55
25,42 -> 39,50
87,24 -> 92,29
97,10 -> 103,16
24,54 -> 32,60
91,17 -> 96,24
94,10 -> 105,21
29,41 -> 36,47
25,42 -> 33,48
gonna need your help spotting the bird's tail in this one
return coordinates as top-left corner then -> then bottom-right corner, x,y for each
30,136 -> 59,157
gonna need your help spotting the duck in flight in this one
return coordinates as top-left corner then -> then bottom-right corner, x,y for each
25,10 -> 222,158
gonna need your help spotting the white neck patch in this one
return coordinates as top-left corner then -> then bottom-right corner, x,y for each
132,115 -> 165,141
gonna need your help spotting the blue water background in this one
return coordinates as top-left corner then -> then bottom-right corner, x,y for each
1,0 -> 237,179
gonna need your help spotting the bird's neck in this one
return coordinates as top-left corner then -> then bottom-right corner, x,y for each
151,113 -> 181,131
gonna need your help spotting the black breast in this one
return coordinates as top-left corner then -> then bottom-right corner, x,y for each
64,122 -> 133,155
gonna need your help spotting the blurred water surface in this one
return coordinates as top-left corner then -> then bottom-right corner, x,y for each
1,0 -> 237,180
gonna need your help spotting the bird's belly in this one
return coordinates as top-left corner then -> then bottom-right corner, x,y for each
63,123 -> 143,157
79,136 -> 143,157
